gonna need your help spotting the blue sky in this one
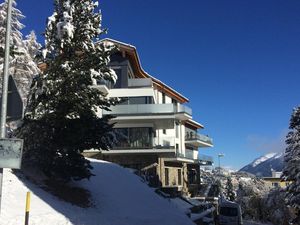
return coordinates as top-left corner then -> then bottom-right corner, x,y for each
16,0 -> 300,169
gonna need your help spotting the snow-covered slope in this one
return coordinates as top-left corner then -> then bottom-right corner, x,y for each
1,159 -> 194,225
239,152 -> 284,177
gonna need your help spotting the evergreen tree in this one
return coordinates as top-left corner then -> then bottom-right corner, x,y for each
225,176 -> 235,201
282,106 -> 300,224
0,0 -> 40,107
23,31 -> 41,61
17,0 -> 118,181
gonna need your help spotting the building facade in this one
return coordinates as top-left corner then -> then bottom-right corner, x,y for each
85,39 -> 213,196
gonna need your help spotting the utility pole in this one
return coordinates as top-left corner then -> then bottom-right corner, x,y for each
0,0 -> 13,213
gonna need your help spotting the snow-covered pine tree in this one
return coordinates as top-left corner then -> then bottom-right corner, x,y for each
225,176 -> 235,201
0,0 -> 40,108
17,0 -> 118,181
282,106 -> 300,224
23,31 -> 41,61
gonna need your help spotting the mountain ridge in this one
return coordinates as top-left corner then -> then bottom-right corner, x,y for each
239,152 -> 284,177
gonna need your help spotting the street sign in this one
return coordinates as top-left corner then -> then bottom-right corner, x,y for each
0,75 -> 24,121
0,138 -> 23,169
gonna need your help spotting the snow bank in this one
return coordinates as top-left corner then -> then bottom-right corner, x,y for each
0,159 -> 194,225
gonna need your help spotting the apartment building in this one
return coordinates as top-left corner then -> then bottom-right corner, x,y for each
86,39 -> 213,196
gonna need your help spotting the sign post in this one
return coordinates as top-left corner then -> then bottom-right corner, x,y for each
0,0 -> 14,214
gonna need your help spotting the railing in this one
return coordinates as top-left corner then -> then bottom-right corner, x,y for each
176,105 -> 192,115
96,79 -> 113,89
128,78 -> 153,88
112,136 -> 175,150
198,154 -> 213,163
175,149 -> 195,160
153,136 -> 176,149
185,149 -> 195,160
185,133 -> 213,145
103,103 -> 193,116
103,104 -> 174,115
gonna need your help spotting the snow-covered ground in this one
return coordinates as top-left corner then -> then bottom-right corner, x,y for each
0,159 -> 194,225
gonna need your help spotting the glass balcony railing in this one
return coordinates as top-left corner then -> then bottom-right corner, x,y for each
96,79 -> 113,89
185,149 -> 195,160
153,136 -> 176,149
112,136 -> 175,150
103,104 -> 174,115
185,133 -> 213,145
177,105 -> 192,115
128,78 -> 153,88
198,154 -> 213,163
103,104 -> 192,116
175,149 -> 195,160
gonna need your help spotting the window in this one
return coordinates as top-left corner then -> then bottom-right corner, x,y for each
178,169 -> 182,185
165,168 -> 169,186
118,97 -> 154,105
114,127 -> 153,149
176,144 -> 179,150
163,129 -> 166,134
162,93 -> 166,104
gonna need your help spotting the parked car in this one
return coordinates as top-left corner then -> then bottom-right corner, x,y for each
218,200 -> 243,225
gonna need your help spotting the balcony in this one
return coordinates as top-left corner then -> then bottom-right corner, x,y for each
103,104 -> 174,116
198,154 -> 213,165
103,104 -> 192,117
185,133 -> 213,147
90,79 -> 112,95
128,78 -> 153,88
102,136 -> 176,154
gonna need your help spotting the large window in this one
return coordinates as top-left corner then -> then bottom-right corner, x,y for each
114,127 -> 153,149
119,97 -> 154,105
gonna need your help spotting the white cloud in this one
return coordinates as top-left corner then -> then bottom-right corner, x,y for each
246,129 -> 287,154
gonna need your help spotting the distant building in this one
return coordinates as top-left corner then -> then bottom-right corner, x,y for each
85,39 -> 214,196
263,171 -> 290,188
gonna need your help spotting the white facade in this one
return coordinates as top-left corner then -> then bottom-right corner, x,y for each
93,39 -> 214,169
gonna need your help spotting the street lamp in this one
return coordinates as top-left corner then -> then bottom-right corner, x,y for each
218,153 -> 225,175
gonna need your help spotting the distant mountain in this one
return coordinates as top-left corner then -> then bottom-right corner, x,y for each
239,152 -> 284,177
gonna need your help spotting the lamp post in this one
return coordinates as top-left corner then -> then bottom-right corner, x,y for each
218,153 -> 224,175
